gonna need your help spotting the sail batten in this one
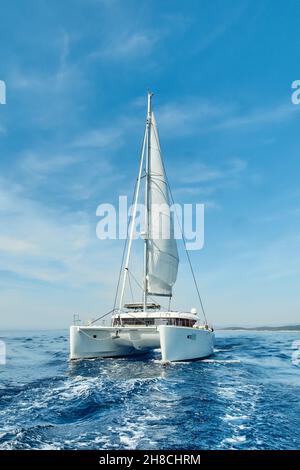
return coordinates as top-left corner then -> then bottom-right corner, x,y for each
147,112 -> 179,297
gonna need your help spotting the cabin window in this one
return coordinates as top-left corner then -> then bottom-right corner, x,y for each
122,318 -> 154,326
121,317 -> 196,327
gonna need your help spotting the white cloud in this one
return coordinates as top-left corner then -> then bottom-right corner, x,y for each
0,178 -> 121,288
178,165 -> 223,185
215,103 -> 299,131
74,127 -> 123,148
0,236 -> 36,254
193,1 -> 249,53
204,200 -> 222,211
251,234 -> 300,282
156,99 -> 228,137
20,152 -> 81,175
107,32 -> 155,58
73,112 -> 140,150
90,30 -> 158,60
173,158 -> 247,190
7,142 -> 122,203
8,31 -> 86,131
11,32 -> 73,92
154,98 -> 300,138
170,158 -> 248,212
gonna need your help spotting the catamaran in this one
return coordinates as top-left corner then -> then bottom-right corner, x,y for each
70,92 -> 214,362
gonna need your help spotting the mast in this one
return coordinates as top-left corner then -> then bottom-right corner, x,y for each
143,91 -> 153,312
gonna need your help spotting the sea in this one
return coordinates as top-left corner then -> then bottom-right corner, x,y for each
0,330 -> 299,450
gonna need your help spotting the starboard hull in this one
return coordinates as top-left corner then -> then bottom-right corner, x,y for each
159,325 -> 215,362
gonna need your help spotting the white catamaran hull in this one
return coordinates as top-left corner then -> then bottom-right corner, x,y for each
159,325 -> 215,362
70,325 -> 160,360
70,325 -> 214,362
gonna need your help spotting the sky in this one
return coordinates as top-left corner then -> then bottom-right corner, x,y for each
0,0 -> 300,328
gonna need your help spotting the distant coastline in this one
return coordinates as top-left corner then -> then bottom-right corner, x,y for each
217,325 -> 300,331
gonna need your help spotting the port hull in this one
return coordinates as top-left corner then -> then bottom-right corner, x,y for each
70,325 -> 160,360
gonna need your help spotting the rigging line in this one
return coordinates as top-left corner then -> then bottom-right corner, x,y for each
127,268 -> 144,293
128,268 -> 170,312
119,125 -> 148,313
117,271 -> 148,325
112,191 -> 138,313
151,239 -> 178,260
151,122 -> 208,325
112,236 -> 128,313
128,268 -> 134,303
89,308 -> 118,325
169,185 -> 208,325
113,126 -> 147,313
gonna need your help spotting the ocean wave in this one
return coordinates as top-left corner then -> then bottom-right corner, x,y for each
0,331 -> 299,450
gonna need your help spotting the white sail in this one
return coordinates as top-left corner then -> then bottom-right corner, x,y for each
147,112 -> 179,296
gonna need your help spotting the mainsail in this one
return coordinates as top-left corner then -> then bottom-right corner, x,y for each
147,112 -> 179,296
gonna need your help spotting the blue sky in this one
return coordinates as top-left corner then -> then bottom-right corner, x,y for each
1,0 -> 300,328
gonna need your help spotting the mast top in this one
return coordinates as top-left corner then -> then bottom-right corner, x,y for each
147,91 -> 154,117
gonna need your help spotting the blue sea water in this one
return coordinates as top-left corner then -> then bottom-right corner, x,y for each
0,330 -> 299,450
